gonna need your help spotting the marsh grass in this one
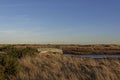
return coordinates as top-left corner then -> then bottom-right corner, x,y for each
0,45 -> 120,80
62,45 -> 120,55
16,53 -> 120,80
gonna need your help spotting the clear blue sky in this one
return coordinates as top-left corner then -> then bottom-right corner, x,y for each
0,0 -> 120,44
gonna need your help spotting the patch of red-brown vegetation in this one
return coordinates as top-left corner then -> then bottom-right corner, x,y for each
61,44 -> 120,55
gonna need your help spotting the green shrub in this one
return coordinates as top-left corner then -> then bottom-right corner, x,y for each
0,65 -> 5,80
0,45 -> 14,52
1,46 -> 37,58
0,45 -> 38,79
9,47 -> 37,58
0,55 -> 20,80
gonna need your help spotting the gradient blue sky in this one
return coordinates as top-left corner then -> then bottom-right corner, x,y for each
0,0 -> 120,44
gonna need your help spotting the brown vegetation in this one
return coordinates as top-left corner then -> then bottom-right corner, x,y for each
15,54 -> 120,80
0,45 -> 120,80
61,44 -> 120,55
6,44 -> 120,54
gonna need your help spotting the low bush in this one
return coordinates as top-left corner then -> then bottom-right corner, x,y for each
0,65 -> 5,80
0,54 -> 20,80
0,45 -> 37,80
1,45 -> 37,58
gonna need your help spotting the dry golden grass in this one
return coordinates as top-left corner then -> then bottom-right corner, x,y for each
15,53 -> 120,80
0,45 -> 120,80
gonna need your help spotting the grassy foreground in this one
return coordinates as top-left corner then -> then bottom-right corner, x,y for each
16,54 -> 120,80
0,45 -> 120,80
